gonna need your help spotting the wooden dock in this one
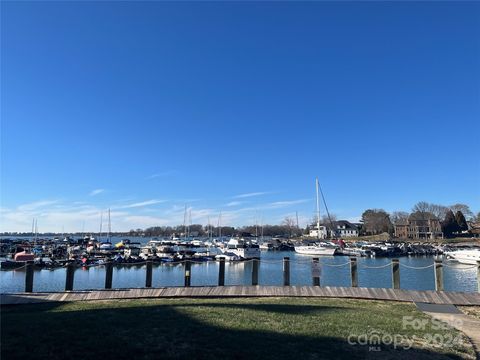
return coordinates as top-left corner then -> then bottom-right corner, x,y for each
2,286 -> 480,305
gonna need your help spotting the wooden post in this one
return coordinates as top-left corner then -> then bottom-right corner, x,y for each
252,258 -> 259,286
105,260 -> 113,289
283,257 -> 290,286
392,259 -> 400,289
350,257 -> 358,288
434,260 -> 443,291
145,260 -> 153,288
312,258 -> 320,286
25,261 -> 34,293
218,257 -> 225,286
65,262 -> 75,291
184,260 -> 191,287
477,261 -> 480,293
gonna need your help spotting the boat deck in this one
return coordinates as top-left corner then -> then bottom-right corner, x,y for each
2,286 -> 479,305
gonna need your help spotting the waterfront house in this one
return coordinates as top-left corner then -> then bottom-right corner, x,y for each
330,220 -> 359,237
394,212 -> 443,239
309,225 -> 328,239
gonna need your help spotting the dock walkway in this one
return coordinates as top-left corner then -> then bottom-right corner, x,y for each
2,286 -> 480,305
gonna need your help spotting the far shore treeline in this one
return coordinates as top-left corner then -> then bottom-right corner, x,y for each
2,202 -> 478,240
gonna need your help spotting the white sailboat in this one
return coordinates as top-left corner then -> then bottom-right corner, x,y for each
295,178 -> 337,256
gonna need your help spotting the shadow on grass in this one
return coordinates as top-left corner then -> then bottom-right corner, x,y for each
1,300 -> 470,360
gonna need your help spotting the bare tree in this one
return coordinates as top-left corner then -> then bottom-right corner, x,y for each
321,214 -> 337,226
282,217 -> 296,238
449,204 -> 473,220
391,211 -> 409,224
412,201 -> 430,215
429,204 -> 448,220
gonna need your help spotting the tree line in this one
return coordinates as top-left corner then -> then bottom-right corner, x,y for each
360,202 -> 478,238
125,202 -> 477,239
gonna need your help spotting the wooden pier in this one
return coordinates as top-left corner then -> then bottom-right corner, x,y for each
2,285 -> 480,306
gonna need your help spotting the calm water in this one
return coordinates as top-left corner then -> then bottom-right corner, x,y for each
0,251 -> 477,293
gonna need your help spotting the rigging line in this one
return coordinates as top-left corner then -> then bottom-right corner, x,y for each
318,182 -> 336,236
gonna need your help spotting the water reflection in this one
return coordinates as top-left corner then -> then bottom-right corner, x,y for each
0,252 -> 477,293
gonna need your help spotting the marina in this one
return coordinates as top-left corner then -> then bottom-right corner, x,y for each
1,244 -> 479,293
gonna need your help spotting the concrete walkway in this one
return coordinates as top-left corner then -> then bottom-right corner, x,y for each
416,302 -> 480,359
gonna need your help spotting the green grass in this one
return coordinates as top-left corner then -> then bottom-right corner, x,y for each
1,298 -> 476,360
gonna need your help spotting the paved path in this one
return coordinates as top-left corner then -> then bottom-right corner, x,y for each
2,285 -> 480,305
416,302 -> 480,359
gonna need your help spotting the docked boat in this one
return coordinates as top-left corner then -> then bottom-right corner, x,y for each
294,244 -> 337,256
444,249 -> 480,265
222,238 -> 260,259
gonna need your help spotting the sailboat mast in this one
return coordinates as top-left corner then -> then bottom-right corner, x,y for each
108,208 -> 111,243
99,212 -> 103,242
316,177 -> 321,240
218,212 -> 222,240
183,204 -> 187,241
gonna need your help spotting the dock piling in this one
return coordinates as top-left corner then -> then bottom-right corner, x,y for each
145,260 -> 153,288
252,258 -> 259,286
477,261 -> 480,293
312,258 -> 320,286
184,260 -> 191,287
25,261 -> 34,293
105,260 -> 113,289
218,258 -> 225,286
283,257 -> 290,286
65,262 -> 75,291
434,260 -> 443,291
392,259 -> 400,289
350,257 -> 358,287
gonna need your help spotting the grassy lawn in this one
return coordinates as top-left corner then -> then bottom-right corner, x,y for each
1,297 -> 476,360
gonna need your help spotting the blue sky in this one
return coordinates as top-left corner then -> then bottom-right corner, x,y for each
1,1 -> 479,232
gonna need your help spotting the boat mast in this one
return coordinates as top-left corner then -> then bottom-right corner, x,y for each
31,218 -> 35,246
183,204 -> 187,241
316,177 -> 321,240
108,208 -> 111,243
218,211 -> 222,240
99,211 -> 103,243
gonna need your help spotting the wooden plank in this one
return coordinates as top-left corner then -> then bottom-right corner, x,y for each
2,286 -> 479,305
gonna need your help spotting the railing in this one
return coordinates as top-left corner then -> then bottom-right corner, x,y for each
20,257 -> 480,293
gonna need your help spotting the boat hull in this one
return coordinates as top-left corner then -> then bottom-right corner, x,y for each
294,246 -> 337,256
444,250 -> 480,265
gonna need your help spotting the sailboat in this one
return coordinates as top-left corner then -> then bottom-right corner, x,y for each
99,209 -> 114,251
294,178 -> 337,256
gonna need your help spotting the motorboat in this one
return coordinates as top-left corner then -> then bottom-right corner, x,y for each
222,238 -> 260,259
444,248 -> 480,265
294,244 -> 337,256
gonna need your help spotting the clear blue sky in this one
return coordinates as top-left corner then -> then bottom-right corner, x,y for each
1,1 -> 479,232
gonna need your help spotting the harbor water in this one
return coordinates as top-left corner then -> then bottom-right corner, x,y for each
1,251 -> 477,293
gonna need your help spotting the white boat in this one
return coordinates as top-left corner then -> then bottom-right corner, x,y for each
215,253 -> 241,261
295,177 -> 338,257
444,249 -> 480,265
294,245 -> 337,256
222,238 -> 260,259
